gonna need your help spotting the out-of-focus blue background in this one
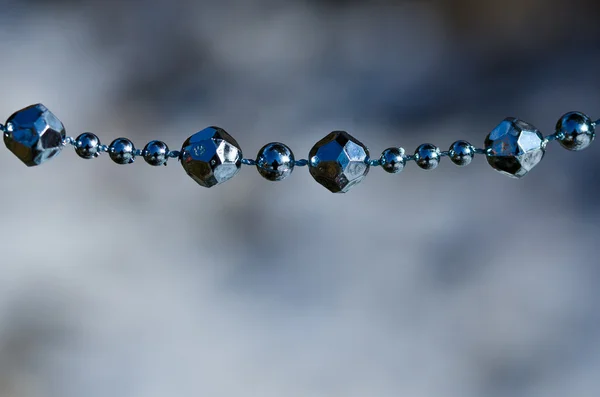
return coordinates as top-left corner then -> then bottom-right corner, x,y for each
1,1 -> 600,396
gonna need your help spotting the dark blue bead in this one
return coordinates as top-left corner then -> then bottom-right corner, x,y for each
4,103 -> 66,166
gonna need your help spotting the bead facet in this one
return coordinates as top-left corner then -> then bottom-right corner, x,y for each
556,111 -> 595,151
180,126 -> 242,187
449,140 -> 474,166
143,140 -> 169,166
3,103 -> 66,166
256,142 -> 295,181
109,137 -> 136,164
414,143 -> 441,170
308,131 -> 369,193
380,147 -> 405,174
75,132 -> 101,159
484,117 -> 545,178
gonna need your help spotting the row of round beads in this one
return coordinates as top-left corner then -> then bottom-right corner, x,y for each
62,133 -> 181,166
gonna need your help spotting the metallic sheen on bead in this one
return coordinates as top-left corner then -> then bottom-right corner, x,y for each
180,126 -> 242,187
109,137 -> 135,164
3,103 -> 66,166
380,147 -> 405,174
556,111 -> 595,151
143,140 -> 169,166
484,117 -> 545,178
414,143 -> 441,170
449,140 -> 474,166
256,142 -> 295,181
75,132 -> 101,159
308,131 -> 369,193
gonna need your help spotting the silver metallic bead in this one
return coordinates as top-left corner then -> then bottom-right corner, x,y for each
556,111 -> 595,151
3,103 -> 66,166
380,147 -> 405,174
143,140 -> 169,166
308,131 -> 369,193
414,143 -> 441,170
484,117 -> 545,178
256,142 -> 295,181
75,132 -> 101,159
449,140 -> 474,166
180,126 -> 242,187
108,137 -> 136,164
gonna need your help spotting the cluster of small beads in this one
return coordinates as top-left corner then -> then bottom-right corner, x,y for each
1,104 -> 597,193
67,133 -> 180,166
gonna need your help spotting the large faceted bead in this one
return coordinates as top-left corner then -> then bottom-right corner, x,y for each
484,117 -> 545,178
3,103 -> 66,166
180,126 -> 242,187
308,131 -> 370,193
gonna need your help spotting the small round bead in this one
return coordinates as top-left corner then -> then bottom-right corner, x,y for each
75,132 -> 101,159
256,142 -> 295,181
556,111 -> 595,151
414,143 -> 441,170
143,140 -> 169,166
108,137 -> 135,164
380,147 -> 405,174
448,140 -> 474,167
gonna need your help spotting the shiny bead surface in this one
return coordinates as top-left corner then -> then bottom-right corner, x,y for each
3,103 -> 65,166
556,111 -> 595,151
143,140 -> 169,166
449,140 -> 474,166
180,126 -> 242,188
256,142 -> 295,181
108,137 -> 135,164
308,131 -> 369,193
380,147 -> 405,174
484,117 -> 545,178
414,143 -> 441,170
75,132 -> 101,159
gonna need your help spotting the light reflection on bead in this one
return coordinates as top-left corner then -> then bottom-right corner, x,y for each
109,137 -> 135,164
180,126 -> 242,187
556,111 -> 595,151
308,131 -> 370,193
143,140 -> 169,166
414,143 -> 440,170
256,142 -> 295,181
484,117 -> 545,178
75,132 -> 101,159
449,140 -> 474,166
4,103 -> 66,166
380,147 -> 405,174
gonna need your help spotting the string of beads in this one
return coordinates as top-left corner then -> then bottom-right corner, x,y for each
1,104 -> 597,193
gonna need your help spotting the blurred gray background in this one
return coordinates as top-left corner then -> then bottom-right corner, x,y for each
1,0 -> 600,396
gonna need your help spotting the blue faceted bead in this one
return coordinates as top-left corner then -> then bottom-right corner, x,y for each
4,103 -> 66,166
308,131 -> 370,193
484,117 -> 545,178
180,127 -> 243,187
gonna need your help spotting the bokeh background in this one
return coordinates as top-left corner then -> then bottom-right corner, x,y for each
1,0 -> 600,396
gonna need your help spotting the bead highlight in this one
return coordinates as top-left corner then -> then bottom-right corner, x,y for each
109,138 -> 136,164
143,140 -> 169,166
556,111 -> 595,151
256,142 -> 295,181
308,131 -> 370,193
180,127 -> 242,188
380,147 -> 406,174
4,103 -> 66,166
414,143 -> 441,170
484,118 -> 545,178
75,132 -> 101,159
449,140 -> 474,167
